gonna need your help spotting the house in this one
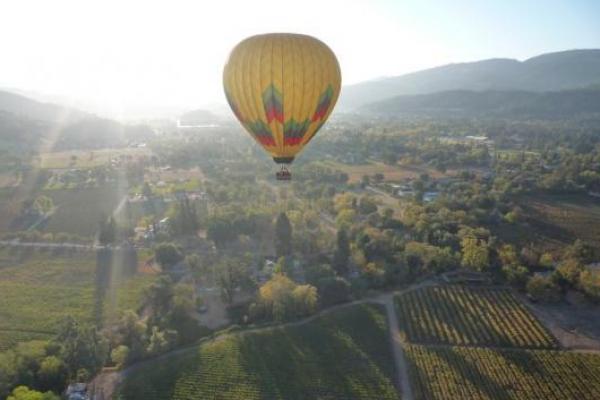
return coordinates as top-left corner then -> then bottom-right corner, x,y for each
66,383 -> 88,400
423,191 -> 439,203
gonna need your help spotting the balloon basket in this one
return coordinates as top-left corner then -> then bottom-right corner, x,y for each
276,166 -> 291,181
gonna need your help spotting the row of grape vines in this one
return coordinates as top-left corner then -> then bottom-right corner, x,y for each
396,286 -> 557,348
406,344 -> 600,400
117,303 -> 400,400
0,329 -> 53,351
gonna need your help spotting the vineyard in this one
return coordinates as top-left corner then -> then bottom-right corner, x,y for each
496,194 -> 600,252
395,286 -> 557,348
0,249 -> 154,351
524,194 -> 600,247
406,345 -> 600,400
117,303 -> 400,400
0,329 -> 52,352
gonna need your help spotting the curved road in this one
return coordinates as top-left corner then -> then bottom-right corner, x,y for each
89,284 -> 429,400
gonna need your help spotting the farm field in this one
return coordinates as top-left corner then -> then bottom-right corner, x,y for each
495,194 -> 600,252
41,186 -> 125,236
0,185 -> 126,236
33,148 -> 151,169
0,249 -> 154,351
319,160 -> 448,184
116,303 -> 400,400
406,344 -> 600,400
522,194 -> 600,247
395,286 -> 557,349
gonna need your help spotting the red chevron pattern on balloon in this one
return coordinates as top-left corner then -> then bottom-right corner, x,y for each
283,119 -> 310,146
311,85 -> 334,122
262,84 -> 284,123
247,120 -> 276,147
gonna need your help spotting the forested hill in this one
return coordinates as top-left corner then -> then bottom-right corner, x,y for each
0,90 -> 154,152
0,90 -> 86,123
341,49 -> 600,109
360,88 -> 600,120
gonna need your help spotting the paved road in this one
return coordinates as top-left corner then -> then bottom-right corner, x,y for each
0,240 -> 148,251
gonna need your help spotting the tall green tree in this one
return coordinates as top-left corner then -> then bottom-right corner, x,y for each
333,229 -> 350,275
274,212 -> 292,257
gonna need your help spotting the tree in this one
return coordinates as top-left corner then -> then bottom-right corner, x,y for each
114,311 -> 147,362
33,196 -> 54,215
98,215 -> 117,245
382,150 -> 398,165
146,326 -> 175,356
563,240 -> 595,264
333,229 -> 350,275
37,356 -> 67,393
54,317 -> 108,378
461,236 -> 489,271
335,209 -> 356,230
527,275 -> 561,303
145,276 -> 175,318
502,263 -> 529,289
110,345 -> 130,369
154,243 -> 183,270
216,257 -> 251,304
167,197 -> 199,236
498,244 -> 519,266
7,386 -> 59,400
579,269 -> 600,302
357,196 -> 378,215
274,212 -> 292,257
142,182 -> 153,198
292,285 -> 318,316
316,277 -> 351,307
539,252 -> 554,268
257,274 -> 317,322
555,258 -> 584,288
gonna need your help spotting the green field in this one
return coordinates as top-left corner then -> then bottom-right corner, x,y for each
0,249 -> 154,351
0,329 -> 53,352
34,148 -> 151,169
395,286 -> 557,349
319,160 -> 447,184
117,303 -> 399,400
406,345 -> 600,400
42,186 -> 125,236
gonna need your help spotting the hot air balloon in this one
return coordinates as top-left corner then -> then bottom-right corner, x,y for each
223,33 -> 341,180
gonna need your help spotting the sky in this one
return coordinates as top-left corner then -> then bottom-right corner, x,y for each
1,0 -> 599,118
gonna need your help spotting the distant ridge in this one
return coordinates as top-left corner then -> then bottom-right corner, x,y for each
360,88 -> 600,119
341,49 -> 600,110
0,90 -> 86,123
0,90 -> 154,152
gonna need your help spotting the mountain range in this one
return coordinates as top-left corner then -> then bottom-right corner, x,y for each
341,49 -> 600,111
1,48 -> 600,151
361,87 -> 600,119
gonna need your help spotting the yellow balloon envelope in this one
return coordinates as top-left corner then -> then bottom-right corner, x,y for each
223,33 -> 341,165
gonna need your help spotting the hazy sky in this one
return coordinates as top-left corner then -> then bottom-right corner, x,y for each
1,0 -> 599,117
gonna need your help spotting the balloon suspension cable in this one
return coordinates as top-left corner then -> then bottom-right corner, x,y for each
276,165 -> 292,181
